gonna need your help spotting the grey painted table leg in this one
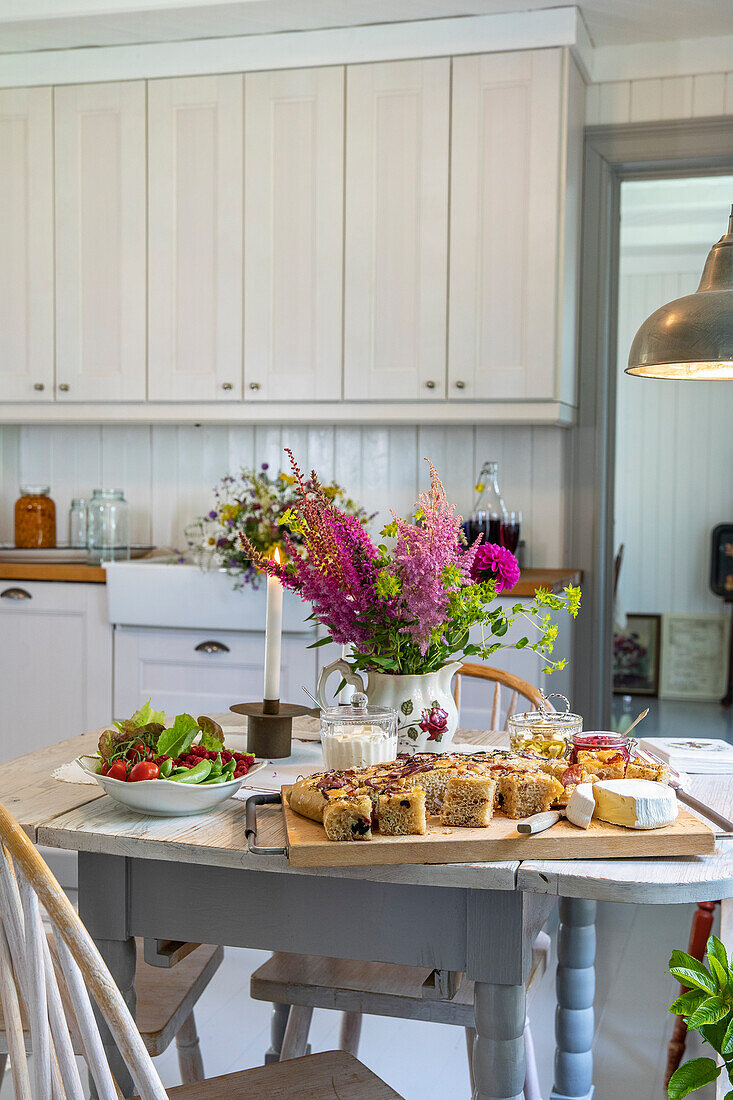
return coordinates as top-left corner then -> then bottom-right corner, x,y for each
265,1003 -> 291,1064
88,936 -> 137,1099
472,981 -> 526,1100
550,897 -> 596,1100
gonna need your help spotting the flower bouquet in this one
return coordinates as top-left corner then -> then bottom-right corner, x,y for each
186,463 -> 371,589
244,450 -> 581,749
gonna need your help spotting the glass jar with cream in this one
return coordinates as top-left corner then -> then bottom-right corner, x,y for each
320,693 -> 397,770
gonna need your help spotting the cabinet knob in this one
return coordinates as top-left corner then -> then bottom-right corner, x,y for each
1,587 -> 32,600
58,383 -> 70,392
455,380 -> 466,390
221,382 -> 233,392
195,640 -> 230,654
425,380 -> 436,390
249,382 -> 261,391
33,383 -> 45,392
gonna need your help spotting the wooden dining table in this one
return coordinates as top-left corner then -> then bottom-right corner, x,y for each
5,724 -> 733,1100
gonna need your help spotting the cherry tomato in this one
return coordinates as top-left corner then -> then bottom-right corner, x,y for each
129,760 -> 160,783
106,760 -> 129,782
100,762 -> 109,776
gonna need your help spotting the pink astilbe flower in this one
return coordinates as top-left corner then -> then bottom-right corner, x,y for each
388,463 -> 479,653
470,542 -> 521,593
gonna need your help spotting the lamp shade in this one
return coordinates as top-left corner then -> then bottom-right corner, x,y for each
626,205 -> 733,379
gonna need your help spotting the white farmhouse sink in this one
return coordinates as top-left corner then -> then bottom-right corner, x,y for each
105,562 -> 313,633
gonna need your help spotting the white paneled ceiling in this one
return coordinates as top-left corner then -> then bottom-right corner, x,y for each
1,0 -> 733,54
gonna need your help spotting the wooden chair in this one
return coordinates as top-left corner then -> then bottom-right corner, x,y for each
453,662 -> 549,732
0,798 -> 403,1100
251,932 -> 551,1100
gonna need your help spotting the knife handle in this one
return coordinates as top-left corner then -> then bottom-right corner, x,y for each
517,810 -> 561,835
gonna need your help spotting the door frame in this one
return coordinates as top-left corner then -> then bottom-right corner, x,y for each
570,116 -> 733,727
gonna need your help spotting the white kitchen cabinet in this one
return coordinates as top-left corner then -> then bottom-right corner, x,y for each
448,49 -> 584,404
113,625 -> 318,719
0,87 -> 54,403
244,67 -> 344,401
0,582 -> 112,761
148,75 -> 244,401
343,59 -> 450,401
55,82 -> 147,402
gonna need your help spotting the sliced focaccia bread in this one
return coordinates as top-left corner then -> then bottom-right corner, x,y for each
576,750 -> 626,781
322,795 -> 374,841
441,774 -> 496,827
625,759 -> 670,784
496,771 -> 565,819
377,787 -> 427,835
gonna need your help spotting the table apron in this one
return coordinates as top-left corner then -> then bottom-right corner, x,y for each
78,853 -> 553,983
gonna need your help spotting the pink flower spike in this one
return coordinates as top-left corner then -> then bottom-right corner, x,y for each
470,543 -> 520,593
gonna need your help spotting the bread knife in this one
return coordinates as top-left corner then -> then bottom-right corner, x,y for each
516,810 -> 565,835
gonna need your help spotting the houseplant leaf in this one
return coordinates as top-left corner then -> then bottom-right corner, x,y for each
687,995 -> 729,1030
669,990 -> 707,1017
708,935 -> 729,973
669,951 -> 717,994
668,1057 -> 721,1099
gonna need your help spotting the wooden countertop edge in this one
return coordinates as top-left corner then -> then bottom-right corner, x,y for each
0,563 -> 106,583
0,564 -> 581,592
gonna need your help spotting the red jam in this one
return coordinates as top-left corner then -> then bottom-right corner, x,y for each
570,732 -> 631,765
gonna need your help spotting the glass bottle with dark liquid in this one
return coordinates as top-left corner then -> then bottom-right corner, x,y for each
464,461 -> 507,546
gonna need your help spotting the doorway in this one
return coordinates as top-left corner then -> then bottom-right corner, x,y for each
612,174 -> 733,737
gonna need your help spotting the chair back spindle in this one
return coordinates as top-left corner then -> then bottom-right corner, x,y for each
453,663 -> 548,731
0,804 -> 171,1100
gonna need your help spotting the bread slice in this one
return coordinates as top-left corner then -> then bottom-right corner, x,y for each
377,787 -> 427,835
496,771 -> 565,819
576,750 -> 626,781
625,759 -> 670,784
322,795 -> 373,841
441,774 -> 496,827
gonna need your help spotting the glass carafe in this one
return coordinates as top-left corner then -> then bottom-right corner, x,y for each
465,462 -> 507,546
87,489 -> 130,564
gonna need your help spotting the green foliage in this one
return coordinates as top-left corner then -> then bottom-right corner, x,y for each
667,937 -> 733,1097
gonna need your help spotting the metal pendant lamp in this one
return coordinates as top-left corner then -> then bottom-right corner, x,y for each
626,204 -> 733,379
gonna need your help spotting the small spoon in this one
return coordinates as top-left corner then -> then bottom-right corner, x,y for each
624,707 -> 649,739
300,685 -> 321,711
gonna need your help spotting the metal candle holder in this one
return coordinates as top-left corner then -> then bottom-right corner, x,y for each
229,700 -> 315,759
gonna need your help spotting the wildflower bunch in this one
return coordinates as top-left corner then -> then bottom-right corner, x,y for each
245,451 -> 581,677
186,463 -> 371,590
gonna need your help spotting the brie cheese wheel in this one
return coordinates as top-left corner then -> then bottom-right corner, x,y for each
566,783 -> 596,829
592,779 -> 678,830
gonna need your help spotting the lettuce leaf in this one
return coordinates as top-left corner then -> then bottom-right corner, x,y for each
198,715 -> 224,752
114,699 -> 166,735
157,714 -> 200,759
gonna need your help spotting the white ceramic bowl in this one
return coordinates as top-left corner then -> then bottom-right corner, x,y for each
76,756 -> 267,817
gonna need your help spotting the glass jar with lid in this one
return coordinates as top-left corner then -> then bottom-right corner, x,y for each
87,489 -> 130,564
14,486 -> 56,548
506,694 -> 583,758
320,693 -> 397,770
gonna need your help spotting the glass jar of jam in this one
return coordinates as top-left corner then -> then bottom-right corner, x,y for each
507,694 -> 582,758
570,731 -> 632,765
14,486 -> 56,548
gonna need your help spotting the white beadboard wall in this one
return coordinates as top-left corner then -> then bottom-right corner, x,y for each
586,71 -> 733,125
0,424 -> 569,567
614,178 -> 733,617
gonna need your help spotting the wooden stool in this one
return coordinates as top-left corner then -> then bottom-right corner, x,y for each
251,930 -> 550,1098
133,1050 -> 403,1098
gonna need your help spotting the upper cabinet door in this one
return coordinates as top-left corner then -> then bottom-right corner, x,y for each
148,75 -> 243,402
55,82 -> 146,402
244,67 -> 343,402
0,88 -> 54,402
344,59 -> 450,401
449,50 -> 565,401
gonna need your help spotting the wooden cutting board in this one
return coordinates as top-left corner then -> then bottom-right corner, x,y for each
281,786 -> 716,868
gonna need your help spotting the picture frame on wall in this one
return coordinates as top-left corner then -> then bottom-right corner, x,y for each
659,613 -> 731,701
613,613 -> 661,696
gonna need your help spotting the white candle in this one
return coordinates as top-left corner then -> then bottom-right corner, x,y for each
264,548 -> 284,703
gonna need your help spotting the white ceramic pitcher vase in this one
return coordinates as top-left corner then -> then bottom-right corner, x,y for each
316,659 -> 462,754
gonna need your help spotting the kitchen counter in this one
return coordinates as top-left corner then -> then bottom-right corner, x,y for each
0,562 -> 106,584
0,562 -> 580,593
